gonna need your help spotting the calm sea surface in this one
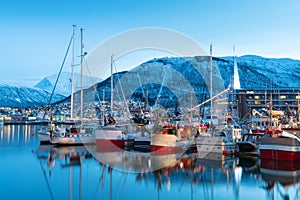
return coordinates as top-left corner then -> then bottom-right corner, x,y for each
0,124 -> 300,200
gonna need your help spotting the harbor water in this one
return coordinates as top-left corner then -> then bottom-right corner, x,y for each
1,124 -> 300,200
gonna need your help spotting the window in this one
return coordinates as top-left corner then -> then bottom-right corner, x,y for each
280,95 -> 286,99
254,100 -> 260,105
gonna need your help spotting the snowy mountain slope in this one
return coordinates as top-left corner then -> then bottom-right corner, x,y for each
2,55 -> 300,109
94,55 -> 300,108
0,83 -> 65,108
230,55 -> 300,88
34,72 -> 100,96
0,79 -> 40,88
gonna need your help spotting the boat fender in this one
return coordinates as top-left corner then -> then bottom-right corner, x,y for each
60,132 -> 65,137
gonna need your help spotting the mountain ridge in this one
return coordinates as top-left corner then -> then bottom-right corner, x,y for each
1,55 -> 300,108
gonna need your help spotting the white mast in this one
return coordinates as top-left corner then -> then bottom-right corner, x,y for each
298,92 -> 300,123
110,55 -> 114,115
102,89 -> 105,125
70,25 -> 76,120
210,44 -> 213,128
269,79 -> 273,126
80,28 -> 84,121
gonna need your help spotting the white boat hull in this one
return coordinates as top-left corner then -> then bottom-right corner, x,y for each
150,133 -> 190,154
95,126 -> 134,149
51,133 -> 95,145
196,136 -> 237,156
38,131 -> 51,144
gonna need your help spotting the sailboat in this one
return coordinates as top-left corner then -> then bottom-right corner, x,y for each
37,27 -> 76,144
94,55 -> 134,149
49,26 -> 95,145
195,45 -> 237,157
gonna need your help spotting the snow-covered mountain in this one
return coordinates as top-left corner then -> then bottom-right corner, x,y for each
0,83 -> 65,108
0,79 -> 39,88
2,55 -> 300,109
94,55 -> 300,108
214,55 -> 300,89
34,72 -> 100,96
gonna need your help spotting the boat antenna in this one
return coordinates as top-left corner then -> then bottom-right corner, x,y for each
269,79 -> 273,127
210,44 -> 213,129
111,54 -> 114,116
80,28 -> 84,122
298,92 -> 300,123
70,25 -> 76,120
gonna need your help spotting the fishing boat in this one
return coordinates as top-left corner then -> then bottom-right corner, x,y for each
237,133 -> 266,156
196,131 -> 237,156
150,122 -> 194,154
95,125 -> 134,149
259,129 -> 300,161
94,54 -> 136,149
150,126 -> 180,153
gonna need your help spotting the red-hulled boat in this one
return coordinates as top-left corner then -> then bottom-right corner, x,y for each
259,129 -> 300,161
95,126 -> 134,149
150,125 -> 192,155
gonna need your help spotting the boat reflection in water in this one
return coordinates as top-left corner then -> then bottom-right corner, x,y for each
134,153 -> 242,200
5,124 -> 300,199
91,142 -> 184,173
34,144 -> 94,200
260,159 -> 300,200
36,130 -> 300,200
91,138 -> 243,199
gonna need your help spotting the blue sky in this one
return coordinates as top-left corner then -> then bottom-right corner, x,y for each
1,0 -> 300,83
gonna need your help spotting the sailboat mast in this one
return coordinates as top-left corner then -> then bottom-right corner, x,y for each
269,79 -> 273,126
298,92 -> 300,123
145,88 -> 148,110
70,25 -> 76,120
80,28 -> 84,121
102,89 -> 105,125
210,44 -> 213,127
111,55 -> 114,115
